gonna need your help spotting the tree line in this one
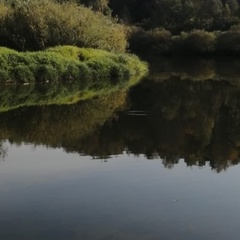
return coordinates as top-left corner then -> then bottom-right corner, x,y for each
69,0 -> 240,32
78,0 -> 240,55
0,0 -> 127,52
2,0 -> 240,55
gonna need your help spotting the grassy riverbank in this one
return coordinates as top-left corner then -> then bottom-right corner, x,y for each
0,45 -> 148,84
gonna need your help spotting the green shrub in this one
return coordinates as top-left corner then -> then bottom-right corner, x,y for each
149,28 -> 172,52
0,69 -> 8,82
216,30 -> 240,52
36,65 -> 59,82
0,0 -> 127,52
182,30 -> 216,53
129,26 -> 172,54
0,45 -> 148,84
129,26 -> 240,55
10,65 -> 35,83
63,62 -> 85,81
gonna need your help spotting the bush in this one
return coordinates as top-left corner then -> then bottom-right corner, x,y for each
182,30 -> 216,53
0,69 -> 8,82
149,28 -> 172,51
63,62 -> 89,81
0,0 -> 127,52
9,65 -> 35,83
129,26 -> 172,54
36,65 -> 59,82
216,30 -> 240,52
0,45 -> 148,84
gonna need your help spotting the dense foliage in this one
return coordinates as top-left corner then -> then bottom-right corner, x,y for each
1,0 -> 240,56
76,0 -> 240,55
108,0 -> 240,32
0,45 -> 147,84
0,0 -> 127,52
129,26 -> 240,55
68,0 -> 240,32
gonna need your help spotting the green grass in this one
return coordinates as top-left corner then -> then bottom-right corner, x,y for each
0,45 -> 148,85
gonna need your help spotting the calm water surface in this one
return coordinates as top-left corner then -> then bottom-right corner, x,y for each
0,57 -> 240,240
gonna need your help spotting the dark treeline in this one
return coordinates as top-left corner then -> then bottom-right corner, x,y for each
109,0 -> 240,32
2,0 -> 240,54
80,0 -> 240,32
76,0 -> 240,55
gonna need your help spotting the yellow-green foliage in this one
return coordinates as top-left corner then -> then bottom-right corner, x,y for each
0,2 -> 7,18
0,45 -> 148,84
0,90 -> 128,147
0,0 -> 127,52
0,79 -> 129,113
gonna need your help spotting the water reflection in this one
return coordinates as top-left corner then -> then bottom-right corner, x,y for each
1,58 -> 240,172
0,90 -> 127,149
0,141 -> 7,160
147,56 -> 240,84
123,77 -> 240,172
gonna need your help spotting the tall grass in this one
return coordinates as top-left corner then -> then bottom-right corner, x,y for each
0,45 -> 148,84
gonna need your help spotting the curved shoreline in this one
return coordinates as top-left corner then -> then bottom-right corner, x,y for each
0,46 -> 148,85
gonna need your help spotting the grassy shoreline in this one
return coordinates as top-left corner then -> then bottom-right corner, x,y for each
0,45 -> 148,85
0,45 -> 148,113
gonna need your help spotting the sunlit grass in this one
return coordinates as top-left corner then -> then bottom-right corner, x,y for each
0,45 -> 148,85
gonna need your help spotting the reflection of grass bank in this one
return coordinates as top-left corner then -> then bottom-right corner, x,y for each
0,73 -> 144,113
0,90 -> 128,148
0,45 -> 148,84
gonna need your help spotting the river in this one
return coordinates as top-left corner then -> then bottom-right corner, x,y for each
0,57 -> 240,240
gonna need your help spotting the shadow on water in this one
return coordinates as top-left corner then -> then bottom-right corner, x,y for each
1,57 -> 240,172
147,56 -> 240,84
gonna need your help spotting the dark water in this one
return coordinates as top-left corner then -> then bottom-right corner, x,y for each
1,58 -> 240,240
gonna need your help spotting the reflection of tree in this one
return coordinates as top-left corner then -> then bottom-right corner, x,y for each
81,76 -> 240,172
1,70 -> 240,172
147,56 -> 240,84
120,77 -> 240,171
0,141 -> 7,160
